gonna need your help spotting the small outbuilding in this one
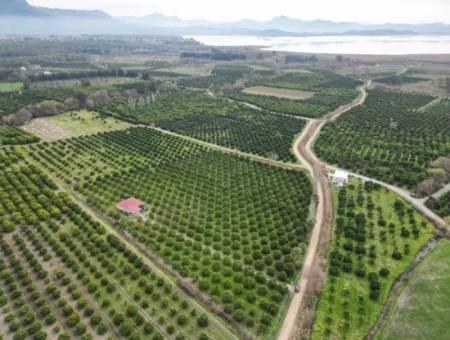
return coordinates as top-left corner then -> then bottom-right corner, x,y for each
330,170 -> 349,187
116,198 -> 145,215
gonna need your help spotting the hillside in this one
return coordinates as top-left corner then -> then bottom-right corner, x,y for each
0,0 -> 109,18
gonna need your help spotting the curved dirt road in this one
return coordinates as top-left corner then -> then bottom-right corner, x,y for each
327,166 -> 449,233
277,84 -> 368,340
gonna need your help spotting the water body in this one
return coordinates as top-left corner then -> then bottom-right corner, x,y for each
186,35 -> 450,55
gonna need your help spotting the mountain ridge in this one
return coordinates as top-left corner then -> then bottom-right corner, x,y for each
2,0 -> 450,35
1,0 -> 110,18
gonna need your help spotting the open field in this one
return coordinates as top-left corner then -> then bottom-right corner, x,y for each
311,178 -> 435,340
376,239 -> 450,340
24,126 -> 314,336
178,64 -> 252,89
0,82 -> 23,93
22,111 -> 132,140
96,90 -> 306,162
242,86 -> 314,100
0,149 -> 232,340
227,69 -> 361,118
316,91 -> 450,192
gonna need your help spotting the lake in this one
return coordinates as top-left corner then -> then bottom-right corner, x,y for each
185,35 -> 450,55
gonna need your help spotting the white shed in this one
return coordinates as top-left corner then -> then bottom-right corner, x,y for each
330,170 -> 349,187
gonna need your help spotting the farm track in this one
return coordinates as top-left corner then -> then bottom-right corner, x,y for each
430,181 -> 450,200
277,83 -> 368,340
25,159 -> 241,340
277,79 -> 450,340
139,124 -> 306,172
223,94 -> 314,122
326,166 -> 449,233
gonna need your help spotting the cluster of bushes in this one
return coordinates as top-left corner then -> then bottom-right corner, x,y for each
0,127 -> 39,145
426,191 -> 450,219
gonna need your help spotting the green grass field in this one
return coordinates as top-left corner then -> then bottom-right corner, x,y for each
48,110 -> 131,136
376,239 -> 450,340
0,82 -> 23,93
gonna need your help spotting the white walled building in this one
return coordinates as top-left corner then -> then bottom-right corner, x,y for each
330,170 -> 349,187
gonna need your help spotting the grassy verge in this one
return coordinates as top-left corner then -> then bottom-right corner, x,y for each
376,239 -> 450,340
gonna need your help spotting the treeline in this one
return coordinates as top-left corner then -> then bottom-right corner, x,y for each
28,68 -> 182,82
285,55 -> 318,64
181,51 -> 247,61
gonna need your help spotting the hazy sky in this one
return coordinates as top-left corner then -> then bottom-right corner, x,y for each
29,0 -> 450,23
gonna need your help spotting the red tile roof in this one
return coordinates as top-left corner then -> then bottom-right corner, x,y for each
116,198 -> 144,214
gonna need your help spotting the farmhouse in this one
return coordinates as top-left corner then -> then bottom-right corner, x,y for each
116,197 -> 145,215
330,170 -> 349,187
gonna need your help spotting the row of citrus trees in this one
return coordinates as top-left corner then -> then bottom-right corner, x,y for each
25,126 -> 314,336
0,149 -> 231,340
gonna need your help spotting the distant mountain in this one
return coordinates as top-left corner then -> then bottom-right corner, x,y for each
120,13 -> 209,28
217,15 -> 450,35
2,0 -> 39,16
1,1 -> 450,36
1,0 -> 110,18
118,13 -> 450,36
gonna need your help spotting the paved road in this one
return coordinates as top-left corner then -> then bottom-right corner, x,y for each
277,83 -> 368,340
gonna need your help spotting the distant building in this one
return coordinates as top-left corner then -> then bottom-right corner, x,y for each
116,198 -> 145,215
330,170 -> 349,187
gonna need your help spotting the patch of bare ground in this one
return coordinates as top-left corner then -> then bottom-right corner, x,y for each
290,174 -> 334,340
243,86 -> 315,100
21,117 -> 73,141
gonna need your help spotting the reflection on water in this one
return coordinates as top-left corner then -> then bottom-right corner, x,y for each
185,35 -> 450,55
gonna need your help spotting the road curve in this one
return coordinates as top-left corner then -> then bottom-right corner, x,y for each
327,166 -> 449,233
277,84 -> 368,340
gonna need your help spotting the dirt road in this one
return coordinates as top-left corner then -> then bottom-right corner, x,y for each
328,166 -> 449,233
277,84 -> 368,340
